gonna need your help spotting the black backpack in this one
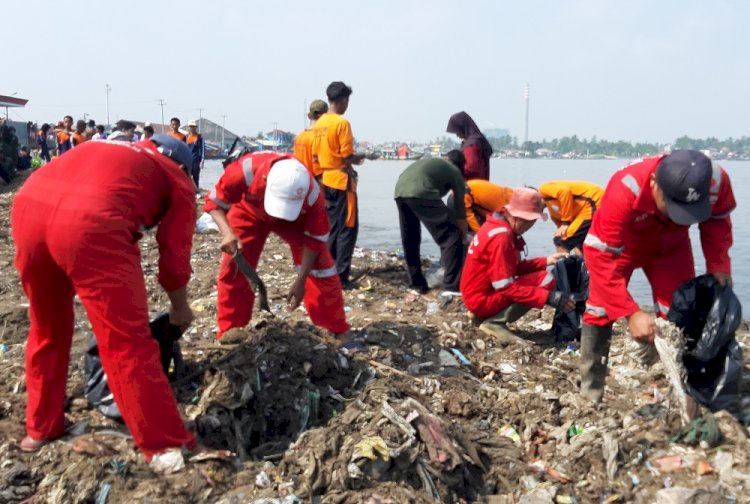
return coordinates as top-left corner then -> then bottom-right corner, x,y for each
551,256 -> 589,343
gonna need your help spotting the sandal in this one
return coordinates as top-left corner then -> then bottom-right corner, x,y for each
19,435 -> 47,452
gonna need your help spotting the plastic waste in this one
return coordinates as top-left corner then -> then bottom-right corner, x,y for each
354,436 -> 390,461
149,449 -> 185,474
499,425 -> 522,445
255,471 -> 271,487
667,274 -> 744,415
195,212 -> 219,234
550,256 -> 589,342
425,302 -> 440,316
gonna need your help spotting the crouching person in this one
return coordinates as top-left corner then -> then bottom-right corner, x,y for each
12,135 -> 198,460
460,187 -> 575,342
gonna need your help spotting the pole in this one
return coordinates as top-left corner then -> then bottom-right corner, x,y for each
105,84 -> 111,126
221,114 -> 228,149
272,122 -> 278,151
157,99 -> 166,133
197,107 -> 204,132
523,83 -> 530,147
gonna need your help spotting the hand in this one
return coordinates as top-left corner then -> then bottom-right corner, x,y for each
712,271 -> 732,287
546,252 -> 568,266
220,232 -> 241,255
169,303 -> 194,332
627,310 -> 657,343
287,278 -> 306,309
554,225 -> 569,238
547,291 -> 576,313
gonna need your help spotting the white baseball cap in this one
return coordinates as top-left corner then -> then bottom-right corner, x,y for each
264,159 -> 311,221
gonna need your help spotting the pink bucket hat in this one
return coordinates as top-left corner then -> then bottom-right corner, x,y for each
504,187 -> 548,221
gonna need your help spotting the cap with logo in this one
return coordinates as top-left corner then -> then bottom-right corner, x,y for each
504,187 -> 548,221
264,159 -> 311,221
656,150 -> 712,225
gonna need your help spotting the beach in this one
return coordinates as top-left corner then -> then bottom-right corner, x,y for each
1,175 -> 749,503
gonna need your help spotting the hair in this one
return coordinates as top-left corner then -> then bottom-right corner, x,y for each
76,119 -> 86,129
115,119 -> 136,131
143,125 -> 154,134
20,145 -> 29,153
95,125 -> 105,133
444,149 -> 466,174
326,81 -> 353,102
170,117 -> 180,124
41,123 -> 51,132
64,115 -> 73,122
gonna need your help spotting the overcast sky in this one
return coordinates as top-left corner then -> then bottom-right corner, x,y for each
4,0 -> 748,143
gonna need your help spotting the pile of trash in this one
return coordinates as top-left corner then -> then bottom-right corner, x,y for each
1,186 -> 750,503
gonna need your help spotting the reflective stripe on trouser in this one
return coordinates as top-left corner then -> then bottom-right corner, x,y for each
11,203 -> 195,460
466,269 -> 554,319
583,240 -> 694,326
325,186 -> 358,283
216,223 -> 349,337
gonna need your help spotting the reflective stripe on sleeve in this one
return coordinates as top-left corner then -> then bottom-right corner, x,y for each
710,162 -> 722,195
655,301 -> 670,316
540,271 -> 555,287
488,227 -> 509,238
304,230 -> 330,243
307,180 -> 320,206
209,190 -> 231,211
491,277 -> 515,289
584,233 -> 623,255
621,174 -> 640,197
295,265 -> 338,278
242,158 -> 254,185
585,304 -> 608,317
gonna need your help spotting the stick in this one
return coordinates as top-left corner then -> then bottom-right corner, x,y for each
369,360 -> 421,382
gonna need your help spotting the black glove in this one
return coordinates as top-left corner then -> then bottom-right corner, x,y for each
547,291 -> 574,311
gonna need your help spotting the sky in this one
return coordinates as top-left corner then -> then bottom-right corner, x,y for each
3,0 -> 749,144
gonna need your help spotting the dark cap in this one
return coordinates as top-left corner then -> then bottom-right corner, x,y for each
308,99 -> 328,117
655,150 -> 712,225
326,81 -> 352,102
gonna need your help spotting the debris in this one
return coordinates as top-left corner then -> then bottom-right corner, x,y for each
499,425 -> 522,445
255,471 -> 271,487
654,455 -> 683,473
354,436 -> 390,461
149,449 -> 185,475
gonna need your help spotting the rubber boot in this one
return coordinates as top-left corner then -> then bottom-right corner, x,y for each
579,323 -> 612,402
478,304 -> 533,345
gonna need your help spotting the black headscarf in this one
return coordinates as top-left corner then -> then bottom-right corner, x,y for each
446,111 -> 493,162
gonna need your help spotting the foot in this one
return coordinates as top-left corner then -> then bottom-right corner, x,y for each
19,435 -> 48,452
333,332 -> 367,356
439,290 -> 462,298
341,280 -> 360,291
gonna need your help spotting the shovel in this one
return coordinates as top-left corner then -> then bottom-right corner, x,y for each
232,251 -> 272,313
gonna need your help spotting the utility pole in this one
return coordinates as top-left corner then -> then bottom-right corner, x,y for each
197,107 -> 204,132
105,84 -> 111,126
221,114 -> 228,149
523,83 -> 530,147
272,121 -> 278,151
157,99 -> 167,133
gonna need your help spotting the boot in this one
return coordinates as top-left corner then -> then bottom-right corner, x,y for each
478,304 -> 533,346
579,323 -> 612,402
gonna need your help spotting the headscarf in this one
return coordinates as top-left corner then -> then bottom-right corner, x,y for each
446,111 -> 493,162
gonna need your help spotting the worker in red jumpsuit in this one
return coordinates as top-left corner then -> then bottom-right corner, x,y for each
12,135 -> 198,459
460,187 -> 574,343
205,151 -> 350,341
581,150 -> 736,402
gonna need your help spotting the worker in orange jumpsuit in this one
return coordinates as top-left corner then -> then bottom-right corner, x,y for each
12,135 -> 198,459
167,117 -> 187,142
294,100 -> 328,179
538,180 -> 604,254
205,151 -> 350,340
463,179 -> 513,233
581,150 -> 736,402
71,119 -> 88,147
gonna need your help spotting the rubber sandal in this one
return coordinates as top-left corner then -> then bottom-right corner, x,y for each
19,436 -> 47,452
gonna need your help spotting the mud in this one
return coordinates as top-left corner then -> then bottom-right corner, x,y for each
1,175 -> 750,503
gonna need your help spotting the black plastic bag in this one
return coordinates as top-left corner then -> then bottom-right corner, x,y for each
84,313 -> 184,419
667,274 -> 744,414
551,256 -> 589,342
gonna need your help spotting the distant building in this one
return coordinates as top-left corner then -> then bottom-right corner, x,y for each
484,127 -> 510,139
256,129 -> 294,152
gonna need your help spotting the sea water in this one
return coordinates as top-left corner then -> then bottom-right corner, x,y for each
201,158 -> 748,313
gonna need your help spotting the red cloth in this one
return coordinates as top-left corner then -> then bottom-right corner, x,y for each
462,143 -> 489,181
583,155 -> 736,326
460,215 -> 553,318
204,151 -> 349,337
11,141 -> 196,459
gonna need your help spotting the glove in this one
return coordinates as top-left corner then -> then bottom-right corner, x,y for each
546,291 -> 574,311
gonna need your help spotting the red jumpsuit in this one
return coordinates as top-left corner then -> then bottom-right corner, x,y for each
11,141 -> 197,460
204,151 -> 349,338
460,214 -> 555,319
583,155 -> 735,325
